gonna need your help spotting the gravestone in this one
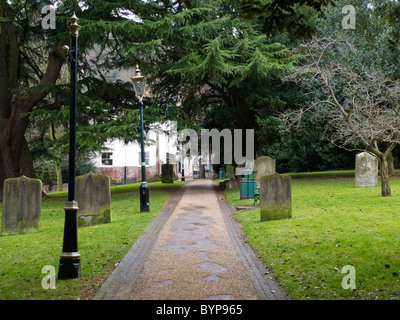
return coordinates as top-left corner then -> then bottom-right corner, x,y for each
225,178 -> 240,190
260,173 -> 292,222
162,164 -> 174,183
254,156 -> 276,186
42,185 -> 50,194
225,165 -> 235,179
75,172 -> 111,227
355,152 -> 378,187
1,176 -> 42,235
235,160 -> 253,176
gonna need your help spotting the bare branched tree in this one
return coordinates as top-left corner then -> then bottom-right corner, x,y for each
280,36 -> 400,196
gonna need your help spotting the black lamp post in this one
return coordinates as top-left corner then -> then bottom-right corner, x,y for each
181,144 -> 185,181
131,65 -> 150,212
58,12 -> 81,280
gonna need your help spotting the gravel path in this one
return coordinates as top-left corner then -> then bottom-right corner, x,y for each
93,180 -> 290,300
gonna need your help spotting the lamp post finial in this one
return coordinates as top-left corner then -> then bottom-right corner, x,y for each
67,11 -> 81,37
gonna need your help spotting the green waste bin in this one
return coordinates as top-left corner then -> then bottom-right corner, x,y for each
219,167 -> 226,179
240,170 -> 257,200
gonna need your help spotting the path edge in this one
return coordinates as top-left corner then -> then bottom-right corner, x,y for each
92,184 -> 187,300
214,182 -> 291,300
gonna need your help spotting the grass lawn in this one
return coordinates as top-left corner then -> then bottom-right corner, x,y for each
224,177 -> 400,300
0,181 -> 188,300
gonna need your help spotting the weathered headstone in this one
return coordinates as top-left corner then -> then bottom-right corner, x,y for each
162,164 -> 174,183
1,176 -> 42,235
42,185 -> 50,194
235,160 -> 253,176
225,165 -> 235,179
75,172 -> 111,227
225,178 -> 240,190
260,173 -> 292,222
51,183 -> 68,193
254,156 -> 276,186
355,152 -> 378,187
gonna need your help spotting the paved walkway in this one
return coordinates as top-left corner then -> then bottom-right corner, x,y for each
93,180 -> 289,300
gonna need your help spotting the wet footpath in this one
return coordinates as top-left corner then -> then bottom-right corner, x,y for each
93,180 -> 289,300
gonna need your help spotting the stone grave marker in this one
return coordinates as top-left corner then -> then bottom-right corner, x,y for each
355,152 -> 378,187
225,178 -> 240,190
235,159 -> 254,176
75,172 -> 111,227
225,165 -> 235,179
260,173 -> 292,222
1,176 -> 42,235
162,164 -> 174,183
254,156 -> 276,186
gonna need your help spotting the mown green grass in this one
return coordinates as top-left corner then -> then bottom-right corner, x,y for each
0,181 -> 188,300
225,178 -> 400,300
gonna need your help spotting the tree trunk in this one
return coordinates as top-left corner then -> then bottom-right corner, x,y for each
380,156 -> 391,197
56,159 -> 63,192
382,142 -> 395,175
0,98 -> 31,201
387,152 -> 395,175
0,136 -> 17,202
0,45 -> 65,202
20,137 -> 37,178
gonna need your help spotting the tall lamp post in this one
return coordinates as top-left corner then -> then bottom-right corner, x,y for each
131,65 -> 150,212
58,12 -> 81,279
181,143 -> 185,181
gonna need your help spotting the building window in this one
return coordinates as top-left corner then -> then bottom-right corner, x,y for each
102,152 -> 113,166
139,152 -> 150,165
166,152 -> 175,164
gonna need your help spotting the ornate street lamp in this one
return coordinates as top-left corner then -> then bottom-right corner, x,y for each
58,12 -> 82,279
131,65 -> 150,212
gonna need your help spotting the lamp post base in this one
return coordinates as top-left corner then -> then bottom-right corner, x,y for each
58,202 -> 81,280
140,182 -> 150,212
58,256 -> 81,280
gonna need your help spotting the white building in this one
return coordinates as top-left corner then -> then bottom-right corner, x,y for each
92,122 -> 198,183
89,65 -> 213,182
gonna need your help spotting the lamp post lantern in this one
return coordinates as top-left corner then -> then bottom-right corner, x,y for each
131,65 -> 150,212
58,12 -> 82,280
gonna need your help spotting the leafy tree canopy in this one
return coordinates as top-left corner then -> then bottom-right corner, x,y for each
239,0 -> 331,37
